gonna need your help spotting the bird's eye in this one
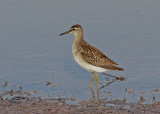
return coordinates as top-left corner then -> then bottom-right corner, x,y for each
72,28 -> 75,31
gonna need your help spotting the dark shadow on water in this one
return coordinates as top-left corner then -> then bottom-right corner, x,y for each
100,73 -> 126,89
102,73 -> 126,81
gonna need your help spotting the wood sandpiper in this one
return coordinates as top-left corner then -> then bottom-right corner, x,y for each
60,24 -> 123,89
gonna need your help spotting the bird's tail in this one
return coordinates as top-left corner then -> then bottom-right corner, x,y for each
103,65 -> 124,71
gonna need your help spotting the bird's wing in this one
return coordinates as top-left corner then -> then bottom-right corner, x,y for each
80,41 -> 119,68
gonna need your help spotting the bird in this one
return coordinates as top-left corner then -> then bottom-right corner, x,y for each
60,24 -> 123,89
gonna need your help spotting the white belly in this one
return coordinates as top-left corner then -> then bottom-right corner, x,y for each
73,54 -> 108,73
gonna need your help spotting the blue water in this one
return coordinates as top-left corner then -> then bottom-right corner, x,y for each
0,0 -> 160,103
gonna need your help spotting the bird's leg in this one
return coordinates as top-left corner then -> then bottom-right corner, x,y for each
90,72 -> 95,89
94,72 -> 99,89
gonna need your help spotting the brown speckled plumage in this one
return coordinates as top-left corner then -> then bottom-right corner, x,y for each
80,40 -> 123,71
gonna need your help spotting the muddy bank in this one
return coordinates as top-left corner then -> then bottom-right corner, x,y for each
0,91 -> 160,114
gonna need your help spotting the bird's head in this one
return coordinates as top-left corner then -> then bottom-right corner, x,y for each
60,24 -> 83,36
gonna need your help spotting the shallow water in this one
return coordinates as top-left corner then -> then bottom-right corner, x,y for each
0,0 -> 160,103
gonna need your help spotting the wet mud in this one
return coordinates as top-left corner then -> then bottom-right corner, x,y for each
0,90 -> 160,114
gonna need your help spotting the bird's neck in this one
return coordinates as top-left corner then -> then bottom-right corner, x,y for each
73,32 -> 84,43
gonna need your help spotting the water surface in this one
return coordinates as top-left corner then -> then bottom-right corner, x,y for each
0,0 -> 160,103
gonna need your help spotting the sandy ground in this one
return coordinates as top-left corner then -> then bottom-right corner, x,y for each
0,90 -> 160,114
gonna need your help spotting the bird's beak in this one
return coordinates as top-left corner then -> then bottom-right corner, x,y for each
59,29 -> 72,36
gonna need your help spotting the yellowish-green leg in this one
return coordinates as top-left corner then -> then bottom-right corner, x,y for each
90,72 -> 95,89
94,72 -> 99,89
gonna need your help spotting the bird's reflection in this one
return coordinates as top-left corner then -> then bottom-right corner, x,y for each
90,88 -> 100,100
90,74 -> 126,100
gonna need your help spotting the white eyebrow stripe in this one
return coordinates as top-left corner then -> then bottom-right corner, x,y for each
75,28 -> 80,29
